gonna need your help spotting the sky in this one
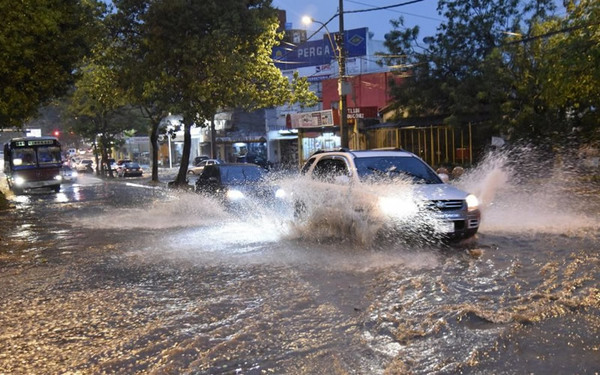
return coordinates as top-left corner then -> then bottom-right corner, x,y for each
271,0 -> 445,42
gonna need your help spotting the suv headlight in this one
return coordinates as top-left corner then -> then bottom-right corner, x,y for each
466,194 -> 479,211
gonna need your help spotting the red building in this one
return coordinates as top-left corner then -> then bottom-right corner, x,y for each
321,71 -> 402,123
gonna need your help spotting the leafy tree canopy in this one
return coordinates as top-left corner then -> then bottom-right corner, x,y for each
111,0 -> 316,184
383,0 -> 600,145
0,0 -> 106,129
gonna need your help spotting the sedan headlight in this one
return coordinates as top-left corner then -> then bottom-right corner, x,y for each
378,196 -> 419,219
54,175 -> 63,181
226,189 -> 245,200
275,188 -> 286,199
466,194 -> 479,211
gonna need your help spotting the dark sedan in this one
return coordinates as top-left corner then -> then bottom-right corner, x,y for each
117,162 -> 143,177
195,163 -> 286,209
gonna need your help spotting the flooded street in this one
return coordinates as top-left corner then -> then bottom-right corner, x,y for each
1,159 -> 599,374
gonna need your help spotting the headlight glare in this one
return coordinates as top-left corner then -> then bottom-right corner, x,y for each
14,176 -> 25,186
378,196 -> 419,219
275,188 -> 286,199
466,194 -> 479,211
226,189 -> 245,200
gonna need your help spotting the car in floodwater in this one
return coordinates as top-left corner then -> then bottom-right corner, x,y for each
60,165 -> 78,182
75,159 -> 94,173
195,163 -> 286,210
188,158 -> 223,175
117,162 -> 143,177
298,149 -> 481,240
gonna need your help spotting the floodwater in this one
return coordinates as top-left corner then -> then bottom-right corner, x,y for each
0,151 -> 599,374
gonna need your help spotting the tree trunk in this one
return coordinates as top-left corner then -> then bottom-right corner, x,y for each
210,116 -> 216,159
100,118 -> 115,178
101,134 -> 114,178
172,122 -> 192,187
150,120 -> 160,183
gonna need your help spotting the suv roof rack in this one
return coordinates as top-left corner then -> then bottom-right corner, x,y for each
370,147 -> 405,151
309,148 -> 353,157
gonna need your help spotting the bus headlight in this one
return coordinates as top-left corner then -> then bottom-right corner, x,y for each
14,176 -> 25,186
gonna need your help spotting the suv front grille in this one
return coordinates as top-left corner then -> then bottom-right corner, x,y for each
425,200 -> 465,211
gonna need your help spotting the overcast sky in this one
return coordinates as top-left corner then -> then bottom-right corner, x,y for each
271,0 -> 444,42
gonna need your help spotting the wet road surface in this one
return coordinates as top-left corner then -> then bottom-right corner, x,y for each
0,169 -> 599,374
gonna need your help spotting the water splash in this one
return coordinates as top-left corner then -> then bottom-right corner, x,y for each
456,146 -> 599,234
77,191 -> 230,229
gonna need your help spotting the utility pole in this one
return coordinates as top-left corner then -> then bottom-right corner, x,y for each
338,0 -> 349,149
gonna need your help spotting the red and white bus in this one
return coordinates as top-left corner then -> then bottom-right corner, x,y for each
3,136 -> 63,194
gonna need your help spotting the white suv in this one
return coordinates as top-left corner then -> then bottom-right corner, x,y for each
299,149 -> 481,240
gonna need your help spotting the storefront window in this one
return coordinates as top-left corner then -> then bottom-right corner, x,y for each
302,132 -> 340,161
232,142 -> 268,166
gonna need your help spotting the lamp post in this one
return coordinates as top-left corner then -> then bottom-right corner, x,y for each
302,8 -> 349,149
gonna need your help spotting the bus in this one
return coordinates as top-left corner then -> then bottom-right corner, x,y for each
3,136 -> 63,194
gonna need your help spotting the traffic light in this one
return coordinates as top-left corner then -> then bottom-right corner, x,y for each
53,130 -> 60,137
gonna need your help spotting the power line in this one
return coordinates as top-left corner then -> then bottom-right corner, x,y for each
342,0 -> 425,15
503,20 -> 600,46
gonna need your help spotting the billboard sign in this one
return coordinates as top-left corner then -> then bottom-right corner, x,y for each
290,110 -> 335,128
273,28 -> 367,70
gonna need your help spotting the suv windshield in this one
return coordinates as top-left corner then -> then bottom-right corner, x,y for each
354,156 -> 442,184
221,166 -> 265,183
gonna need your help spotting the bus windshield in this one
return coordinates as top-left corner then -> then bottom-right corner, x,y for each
10,140 -> 61,169
11,146 -> 61,168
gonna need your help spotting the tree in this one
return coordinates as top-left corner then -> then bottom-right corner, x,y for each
113,0 -> 317,186
381,0 -> 556,129
68,61 -> 146,176
0,0 -> 106,129
538,0 -> 600,141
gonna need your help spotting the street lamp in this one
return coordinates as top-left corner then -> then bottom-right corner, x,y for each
302,11 -> 349,149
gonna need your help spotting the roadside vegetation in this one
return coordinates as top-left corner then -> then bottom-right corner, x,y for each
0,0 -> 598,206
380,0 -> 599,148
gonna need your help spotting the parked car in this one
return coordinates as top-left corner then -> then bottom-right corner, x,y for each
75,159 -> 94,172
117,162 -> 143,177
188,158 -> 223,175
195,163 -> 286,209
298,149 -> 481,240
193,156 -> 210,166
60,165 -> 78,182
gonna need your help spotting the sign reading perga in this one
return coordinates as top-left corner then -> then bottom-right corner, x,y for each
272,28 -> 367,70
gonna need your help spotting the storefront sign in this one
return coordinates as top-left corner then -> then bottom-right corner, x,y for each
347,106 -> 378,119
291,110 -> 335,128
